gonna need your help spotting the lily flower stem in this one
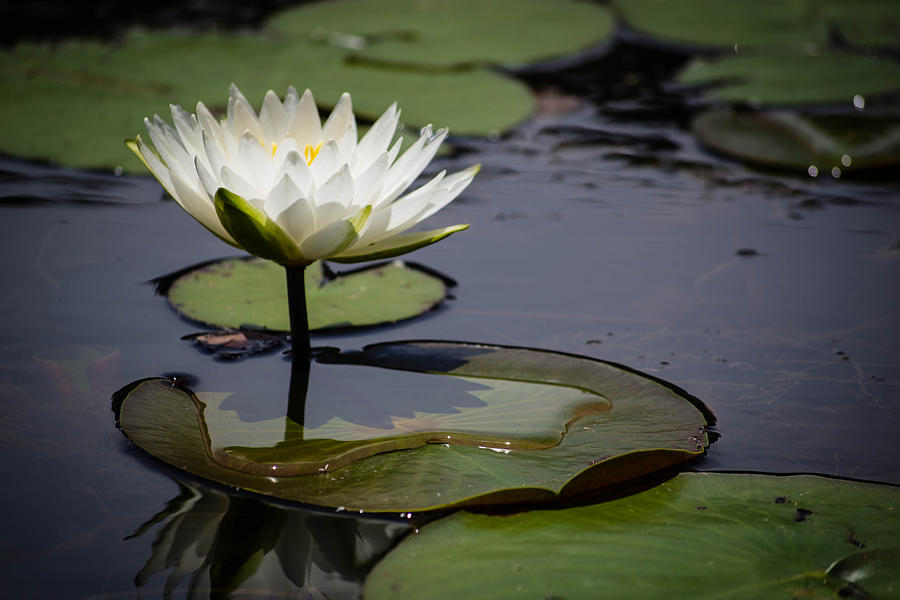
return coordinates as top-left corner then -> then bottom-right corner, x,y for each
285,264 -> 311,429
285,264 -> 311,360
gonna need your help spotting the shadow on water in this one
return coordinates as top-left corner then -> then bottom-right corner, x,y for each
1,7 -> 899,600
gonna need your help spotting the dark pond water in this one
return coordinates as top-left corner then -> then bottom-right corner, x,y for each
2,21 -> 900,600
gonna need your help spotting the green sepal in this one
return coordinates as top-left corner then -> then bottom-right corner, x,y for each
330,224 -> 469,264
124,138 -> 149,170
213,188 -> 308,266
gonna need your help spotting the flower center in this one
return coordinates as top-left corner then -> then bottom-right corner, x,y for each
304,142 -> 323,166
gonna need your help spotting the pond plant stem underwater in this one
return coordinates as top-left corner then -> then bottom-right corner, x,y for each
286,264 -> 311,427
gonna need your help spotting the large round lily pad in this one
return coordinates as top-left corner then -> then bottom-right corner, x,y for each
268,0 -> 615,69
166,257 -> 448,331
692,109 -> 900,174
678,53 -> 900,106
0,25 -> 533,171
115,341 -> 714,512
615,0 -> 827,51
365,472 -> 900,599
615,0 -> 899,51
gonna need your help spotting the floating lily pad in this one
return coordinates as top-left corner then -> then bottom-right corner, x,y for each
166,257 -> 448,331
267,0 -> 615,69
678,53 -> 900,106
115,341 -> 714,512
0,25 -> 533,171
615,0 -> 899,51
615,0 -> 827,51
692,109 -> 900,174
365,472 -> 900,599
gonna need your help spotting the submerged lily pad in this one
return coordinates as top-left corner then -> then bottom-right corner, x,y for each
268,0 -> 615,68
678,53 -> 900,106
166,258 -> 448,331
365,472 -> 900,599
115,341 -> 714,512
692,109 -> 900,174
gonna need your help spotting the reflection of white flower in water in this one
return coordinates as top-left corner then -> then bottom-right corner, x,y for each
128,84 -> 477,266
129,481 -> 409,599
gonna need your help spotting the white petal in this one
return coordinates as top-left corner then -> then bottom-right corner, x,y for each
309,139 -> 342,187
226,83 -> 264,141
359,171 -> 445,245
283,86 -> 300,116
237,132 -> 275,191
387,137 -> 403,166
322,93 -> 357,160
287,89 -> 322,146
220,165 -> 262,208
310,164 -> 354,225
259,89 -> 288,142
377,127 -> 447,208
263,173 -> 302,217
272,179 -> 317,244
336,124 -> 357,164
354,103 -> 399,171
170,104 -> 202,157
299,206 -> 368,260
144,118 -> 183,170
194,156 -> 219,198
135,135 -> 175,198
195,101 -> 228,158
170,170 -> 234,243
414,164 -> 479,222
201,130 -> 228,183
322,93 -> 354,140
278,150 -> 313,197
351,152 -> 389,209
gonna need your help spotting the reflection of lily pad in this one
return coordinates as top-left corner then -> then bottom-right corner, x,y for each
678,54 -> 900,106
365,472 -> 900,599
166,258 -> 448,331
115,341 -> 714,512
692,109 -> 900,174
268,0 -> 615,68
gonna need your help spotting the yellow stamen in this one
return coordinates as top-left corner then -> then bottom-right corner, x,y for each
271,142 -> 278,156
304,141 -> 323,166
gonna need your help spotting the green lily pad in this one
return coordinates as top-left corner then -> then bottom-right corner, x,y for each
365,472 -> 900,599
678,53 -> 900,106
115,341 -> 714,512
820,0 -> 900,48
165,257 -> 448,331
615,0 -> 899,51
267,0 -> 615,69
615,0 -> 828,51
692,109 -> 900,174
0,26 -> 533,171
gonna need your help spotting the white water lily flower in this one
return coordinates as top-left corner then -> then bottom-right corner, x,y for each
127,84 -> 477,266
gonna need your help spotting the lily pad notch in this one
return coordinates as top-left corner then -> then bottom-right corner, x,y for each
163,256 -> 455,335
